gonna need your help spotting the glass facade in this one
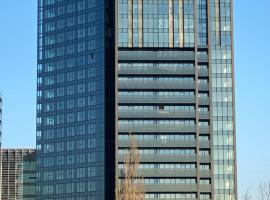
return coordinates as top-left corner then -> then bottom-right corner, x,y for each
117,0 -> 237,199
36,0 -> 113,199
118,0 -> 197,47
210,0 -> 237,199
22,153 -> 36,200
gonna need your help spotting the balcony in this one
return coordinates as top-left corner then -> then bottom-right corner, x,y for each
198,68 -> 209,77
199,111 -> 210,120
118,109 -> 209,120
140,198 -> 198,200
119,50 -> 195,61
120,96 -> 208,106
199,126 -> 210,134
118,154 -> 197,163
118,124 -> 196,133
144,184 -> 199,193
118,67 -> 195,75
118,95 -> 196,104
198,83 -> 209,91
200,170 -> 212,178
118,110 -> 196,119
118,168 -> 211,178
119,140 -> 196,148
198,97 -> 210,105
118,140 -> 210,149
199,141 -> 211,148
119,168 -> 197,178
118,80 -> 195,90
118,154 -> 211,163
198,53 -> 209,63
199,184 -> 212,193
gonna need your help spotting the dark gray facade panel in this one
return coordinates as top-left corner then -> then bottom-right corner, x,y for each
36,0 -> 116,199
117,0 -> 237,199
0,95 -> 2,199
0,95 -> 2,148
119,50 -> 195,61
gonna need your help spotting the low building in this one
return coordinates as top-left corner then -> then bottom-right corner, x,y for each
1,148 -> 36,200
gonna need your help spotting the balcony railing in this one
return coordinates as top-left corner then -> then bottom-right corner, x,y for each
118,109 -> 209,120
119,168 -> 197,178
118,168 -> 211,178
144,183 -> 198,193
199,126 -> 210,134
118,154 -> 197,163
198,96 -> 210,105
118,140 -> 210,149
198,54 -> 209,63
118,65 -> 209,80
118,124 -> 196,133
198,68 -> 209,77
198,83 -> 209,91
118,67 -> 195,75
146,184 -> 212,193
118,95 -> 196,104
118,110 -> 196,119
199,111 -> 210,119
118,80 -> 195,90
118,154 -> 211,163
119,139 -> 196,148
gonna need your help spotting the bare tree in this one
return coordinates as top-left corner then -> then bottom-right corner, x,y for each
242,188 -> 252,200
242,182 -> 270,200
117,133 -> 144,200
258,182 -> 270,200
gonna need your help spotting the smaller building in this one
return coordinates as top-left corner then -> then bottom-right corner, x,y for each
1,148 -> 36,200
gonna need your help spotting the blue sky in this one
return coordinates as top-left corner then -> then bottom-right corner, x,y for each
0,0 -> 269,197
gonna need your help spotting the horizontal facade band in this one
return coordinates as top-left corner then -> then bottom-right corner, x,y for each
118,140 -> 211,149
118,169 -> 211,178
118,50 -> 208,63
118,110 -> 209,120
118,154 -> 211,163
118,124 -> 210,134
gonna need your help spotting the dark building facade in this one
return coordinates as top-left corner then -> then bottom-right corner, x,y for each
0,95 -> 2,198
36,0 -> 115,199
37,0 -> 237,200
0,95 -> 2,148
1,149 -> 36,200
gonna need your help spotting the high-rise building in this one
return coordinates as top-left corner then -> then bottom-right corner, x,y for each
36,0 -> 237,200
0,95 -> 2,147
1,149 -> 36,200
0,93 -> 2,199
0,94 -> 2,198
